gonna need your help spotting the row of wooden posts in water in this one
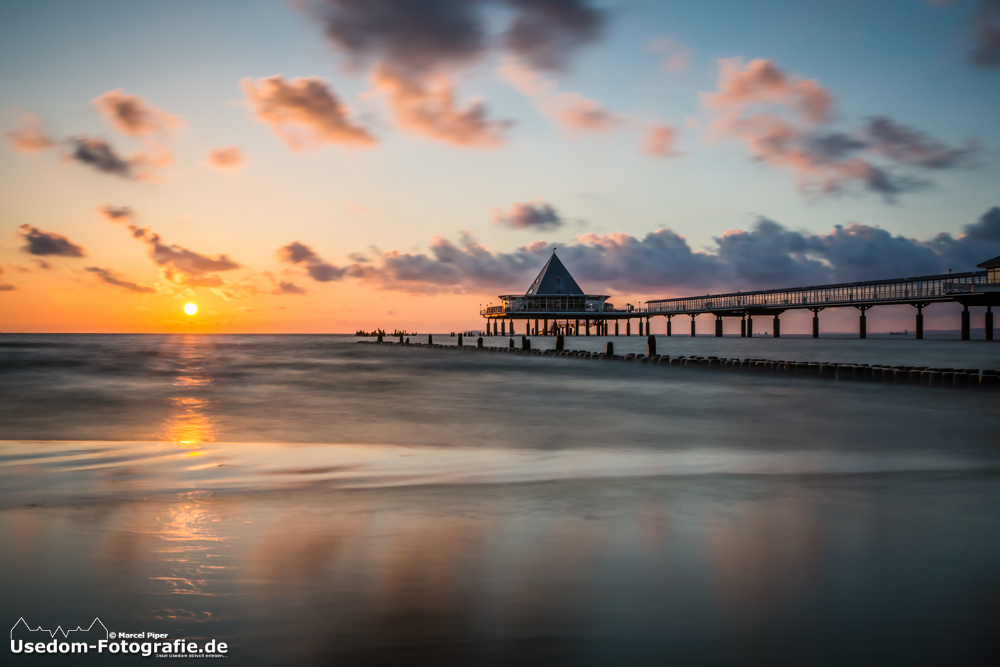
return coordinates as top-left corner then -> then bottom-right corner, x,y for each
359,333 -> 999,390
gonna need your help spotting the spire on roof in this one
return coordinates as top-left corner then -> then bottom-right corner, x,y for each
525,253 -> 584,295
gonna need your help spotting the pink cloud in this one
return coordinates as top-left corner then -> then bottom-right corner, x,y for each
646,36 -> 691,73
102,206 -> 240,287
642,123 -> 679,158
498,58 -> 624,135
493,200 -> 564,230
93,90 -> 182,136
206,146 -> 245,171
701,58 -> 979,200
703,58 -> 833,126
5,114 -> 56,153
542,92 -> 624,133
371,64 -> 512,148
242,75 -> 377,150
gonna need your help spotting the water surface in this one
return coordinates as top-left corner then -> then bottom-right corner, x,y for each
2,334 -> 998,665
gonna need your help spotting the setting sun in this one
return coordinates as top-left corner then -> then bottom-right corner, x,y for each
184,303 -> 198,316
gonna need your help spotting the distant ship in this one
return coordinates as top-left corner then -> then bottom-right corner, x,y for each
889,330 -> 909,335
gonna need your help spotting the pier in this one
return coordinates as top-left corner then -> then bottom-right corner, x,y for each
481,253 -> 1000,340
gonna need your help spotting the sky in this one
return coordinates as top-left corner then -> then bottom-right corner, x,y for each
1,0 -> 998,334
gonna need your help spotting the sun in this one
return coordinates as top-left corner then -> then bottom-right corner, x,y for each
183,302 -> 198,316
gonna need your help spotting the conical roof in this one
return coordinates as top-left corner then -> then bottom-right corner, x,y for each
525,253 -> 584,295
978,254 -> 1000,268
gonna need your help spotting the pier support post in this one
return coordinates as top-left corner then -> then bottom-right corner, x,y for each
639,319 -> 644,336
615,320 -> 619,336
809,307 -> 823,338
741,316 -> 746,338
458,333 -> 463,346
428,334 -> 433,345
575,319 -> 580,336
501,320 -> 506,336
543,319 -> 549,336
477,337 -> 483,349
987,306 -> 994,341
556,335 -> 564,352
773,314 -> 781,338
586,319 -> 590,336
715,316 -> 723,338
493,321 -> 498,336
510,320 -> 515,335
648,335 -> 656,357
606,341 -> 614,358
627,320 -> 631,336
747,315 -> 753,338
856,305 -> 871,339
961,305 -> 970,340
913,303 -> 926,340
691,314 -> 697,337
522,335 -> 530,351
534,319 -> 539,336
666,315 -> 672,337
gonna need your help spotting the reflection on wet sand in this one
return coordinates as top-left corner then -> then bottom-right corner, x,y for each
149,491 -> 228,597
2,476 -> 999,665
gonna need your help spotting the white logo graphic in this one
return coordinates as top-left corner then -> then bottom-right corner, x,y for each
10,617 -> 109,641
10,617 -> 229,658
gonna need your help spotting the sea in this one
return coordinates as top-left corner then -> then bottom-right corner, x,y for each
1,333 -> 999,666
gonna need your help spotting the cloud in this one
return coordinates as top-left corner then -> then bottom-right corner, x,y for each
302,0 -> 606,76
498,58 -> 623,135
494,200 -> 565,230
0,283 -> 15,292
371,64 -> 512,147
93,90 -> 182,137
5,114 -> 56,153
32,259 -> 52,270
971,0 -> 1000,67
277,241 -> 347,282
704,58 -> 833,125
301,1 -> 604,146
646,36 -> 691,72
6,115 -> 169,180
273,281 -> 307,295
931,0 -> 1000,68
85,267 -> 156,293
340,208 -> 1000,295
206,146 -> 245,170
502,0 -> 606,72
17,225 -> 86,257
96,205 -> 134,223
68,136 -> 171,180
103,210 -> 241,286
347,233 -> 539,293
69,136 -> 131,176
642,123 -> 679,158
702,58 -> 981,201
304,0 -> 488,76
242,75 -> 376,150
543,92 -> 624,133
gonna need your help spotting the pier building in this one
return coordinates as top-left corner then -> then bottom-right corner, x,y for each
481,252 -> 1000,340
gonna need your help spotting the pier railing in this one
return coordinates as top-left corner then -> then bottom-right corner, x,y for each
481,271 -> 989,318
645,271 -> 987,315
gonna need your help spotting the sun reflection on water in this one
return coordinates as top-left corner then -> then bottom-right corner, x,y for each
162,336 -> 217,448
